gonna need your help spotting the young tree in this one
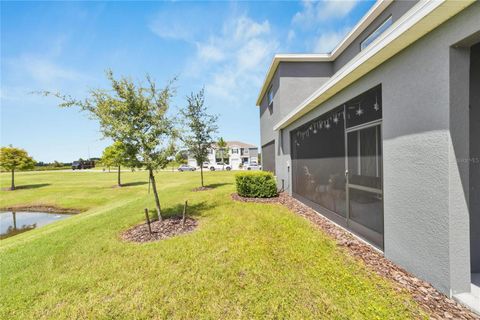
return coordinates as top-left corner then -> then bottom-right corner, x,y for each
53,160 -> 63,168
180,89 -> 218,187
0,146 -> 35,190
216,137 -> 229,169
101,141 -> 137,187
175,150 -> 188,165
41,70 -> 176,221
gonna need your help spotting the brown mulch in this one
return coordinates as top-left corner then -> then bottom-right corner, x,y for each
192,186 -> 213,192
122,216 -> 198,243
0,205 -> 82,214
232,192 -> 479,320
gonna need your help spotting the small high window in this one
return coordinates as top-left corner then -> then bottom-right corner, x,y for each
360,16 -> 392,50
267,86 -> 274,106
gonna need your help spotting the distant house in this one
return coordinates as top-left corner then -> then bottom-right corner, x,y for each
187,140 -> 258,170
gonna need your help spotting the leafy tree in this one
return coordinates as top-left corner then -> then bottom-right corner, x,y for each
41,70 -> 176,221
175,150 -> 188,165
101,141 -> 138,187
216,137 -> 229,169
180,89 -> 218,187
53,160 -> 63,167
0,146 -> 35,190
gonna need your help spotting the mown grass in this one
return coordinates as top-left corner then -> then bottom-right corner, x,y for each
0,170 -> 426,319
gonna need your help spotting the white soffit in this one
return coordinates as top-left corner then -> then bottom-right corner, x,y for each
273,0 -> 475,131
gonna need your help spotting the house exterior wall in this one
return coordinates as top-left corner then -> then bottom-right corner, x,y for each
260,2 -> 480,296
187,144 -> 258,170
333,0 -> 419,73
470,42 -> 480,273
259,62 -> 333,184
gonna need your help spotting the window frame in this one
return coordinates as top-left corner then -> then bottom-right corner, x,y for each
360,16 -> 393,51
267,85 -> 274,106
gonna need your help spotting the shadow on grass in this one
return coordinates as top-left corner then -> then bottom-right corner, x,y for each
14,183 -> 51,190
205,182 -> 231,189
122,181 -> 148,187
146,201 -> 215,221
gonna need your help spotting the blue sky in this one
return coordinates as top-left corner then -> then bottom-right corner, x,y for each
1,0 -> 374,162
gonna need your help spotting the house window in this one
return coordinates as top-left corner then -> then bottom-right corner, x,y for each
244,148 -> 249,154
267,86 -> 274,106
360,16 -> 392,50
232,148 -> 239,154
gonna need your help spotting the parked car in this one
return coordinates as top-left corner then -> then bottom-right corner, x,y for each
202,162 -> 210,169
209,162 -> 232,171
72,160 -> 95,170
245,162 -> 261,170
178,164 -> 196,172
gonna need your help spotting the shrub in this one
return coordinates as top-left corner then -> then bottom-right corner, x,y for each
235,171 -> 278,198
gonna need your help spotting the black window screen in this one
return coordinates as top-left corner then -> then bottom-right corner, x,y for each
290,84 -> 384,248
261,140 -> 275,173
346,85 -> 382,128
291,105 -> 347,217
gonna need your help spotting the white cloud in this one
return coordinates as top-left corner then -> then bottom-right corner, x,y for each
16,55 -> 84,84
233,16 -> 270,41
293,0 -> 358,28
313,27 -> 351,53
149,7 -> 215,42
187,15 -> 278,107
287,29 -> 296,42
150,18 -> 192,41
196,42 -> 226,62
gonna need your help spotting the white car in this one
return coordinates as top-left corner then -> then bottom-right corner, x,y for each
245,162 -> 261,170
208,162 -> 232,171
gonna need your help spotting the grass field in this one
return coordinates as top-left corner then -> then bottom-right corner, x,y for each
0,170 -> 426,319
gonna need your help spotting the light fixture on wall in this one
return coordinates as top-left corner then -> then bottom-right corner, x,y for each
373,95 -> 380,111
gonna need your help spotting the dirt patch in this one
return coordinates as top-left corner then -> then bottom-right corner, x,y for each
231,192 -> 479,320
192,186 -> 213,192
122,216 -> 198,243
0,205 -> 82,214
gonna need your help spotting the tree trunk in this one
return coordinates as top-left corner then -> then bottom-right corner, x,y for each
11,169 -> 15,190
200,166 -> 204,187
149,169 -> 162,221
117,165 -> 121,187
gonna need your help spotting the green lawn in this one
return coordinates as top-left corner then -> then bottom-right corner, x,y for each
0,170 -> 426,319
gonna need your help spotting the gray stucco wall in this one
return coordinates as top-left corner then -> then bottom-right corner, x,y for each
248,148 -> 259,160
268,3 -> 480,295
259,62 -> 333,183
333,0 -> 418,73
448,45 -> 472,296
470,42 -> 480,273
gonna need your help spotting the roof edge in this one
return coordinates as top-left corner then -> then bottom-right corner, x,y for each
255,0 -> 392,106
273,0 -> 475,130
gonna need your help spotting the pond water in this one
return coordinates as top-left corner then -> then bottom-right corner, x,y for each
0,211 -> 73,239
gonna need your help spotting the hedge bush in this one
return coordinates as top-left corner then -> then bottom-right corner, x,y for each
235,171 -> 278,198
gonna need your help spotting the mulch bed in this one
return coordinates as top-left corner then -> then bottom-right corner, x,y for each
122,216 -> 198,243
192,186 -> 213,192
232,192 -> 479,320
0,205 -> 82,214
